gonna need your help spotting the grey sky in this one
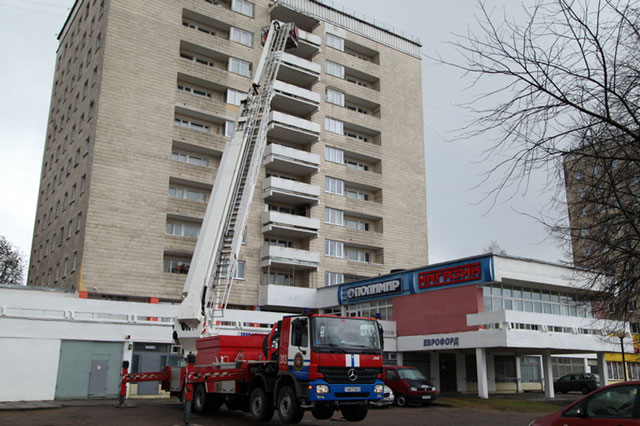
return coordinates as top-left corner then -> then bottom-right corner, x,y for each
0,0 -> 567,275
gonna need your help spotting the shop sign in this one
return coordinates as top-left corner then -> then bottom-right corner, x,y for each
346,279 -> 401,302
424,337 -> 459,347
417,262 -> 482,290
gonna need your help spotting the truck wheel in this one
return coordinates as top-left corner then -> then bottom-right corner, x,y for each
311,406 -> 335,420
341,404 -> 368,422
193,384 -> 221,415
250,387 -> 274,422
395,394 -> 407,407
277,386 -> 304,424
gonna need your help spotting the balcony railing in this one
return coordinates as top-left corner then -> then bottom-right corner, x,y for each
260,245 -> 320,269
263,176 -> 320,204
263,143 -> 319,175
262,210 -> 319,238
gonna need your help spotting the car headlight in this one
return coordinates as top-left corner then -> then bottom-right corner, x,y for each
374,384 -> 384,393
410,387 -> 417,391
316,385 -> 330,394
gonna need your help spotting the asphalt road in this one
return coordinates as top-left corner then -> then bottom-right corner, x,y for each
0,399 -> 549,426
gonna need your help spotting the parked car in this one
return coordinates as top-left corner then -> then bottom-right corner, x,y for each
383,365 -> 437,407
370,385 -> 394,408
530,381 -> 640,426
554,373 -> 600,394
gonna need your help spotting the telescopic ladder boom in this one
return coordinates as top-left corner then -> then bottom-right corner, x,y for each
176,21 -> 298,339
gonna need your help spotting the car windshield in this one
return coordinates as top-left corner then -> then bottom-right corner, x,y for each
312,316 -> 381,353
397,368 -> 426,381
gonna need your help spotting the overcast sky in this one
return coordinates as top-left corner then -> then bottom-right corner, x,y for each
0,0 -> 568,276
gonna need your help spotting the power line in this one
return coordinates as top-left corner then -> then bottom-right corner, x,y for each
0,3 -> 66,17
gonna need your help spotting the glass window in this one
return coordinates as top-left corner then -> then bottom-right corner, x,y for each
326,33 -> 344,51
580,385 -> 638,419
326,60 -> 345,79
324,239 -> 343,258
226,88 -> 246,106
325,117 -> 344,135
325,207 -> 344,225
325,271 -> 344,287
229,26 -> 253,47
326,88 -> 345,106
228,57 -> 251,77
325,177 -> 344,195
325,146 -> 344,164
231,0 -> 254,17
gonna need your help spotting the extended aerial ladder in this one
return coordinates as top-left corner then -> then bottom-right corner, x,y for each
174,21 -> 299,353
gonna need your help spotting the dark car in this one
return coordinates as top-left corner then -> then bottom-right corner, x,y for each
383,365 -> 437,407
530,381 -> 640,426
554,373 -> 600,394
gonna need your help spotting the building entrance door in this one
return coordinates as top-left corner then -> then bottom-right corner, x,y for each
439,353 -> 457,392
88,359 -> 109,396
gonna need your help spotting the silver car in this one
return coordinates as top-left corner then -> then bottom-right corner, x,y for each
370,385 -> 394,408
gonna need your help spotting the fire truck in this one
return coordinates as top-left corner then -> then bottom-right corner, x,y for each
119,21 -> 385,425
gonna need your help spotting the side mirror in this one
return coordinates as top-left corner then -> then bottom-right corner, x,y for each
377,321 -> 384,351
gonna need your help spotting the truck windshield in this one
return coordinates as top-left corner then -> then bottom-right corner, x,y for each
397,368 -> 426,381
311,316 -> 381,353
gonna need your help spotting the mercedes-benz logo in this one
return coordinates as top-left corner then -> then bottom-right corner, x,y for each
347,368 -> 358,382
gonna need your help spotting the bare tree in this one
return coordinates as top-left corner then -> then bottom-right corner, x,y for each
440,0 -> 640,312
483,241 -> 507,255
0,236 -> 24,285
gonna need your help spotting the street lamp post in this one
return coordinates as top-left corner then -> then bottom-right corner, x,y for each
616,329 -> 628,381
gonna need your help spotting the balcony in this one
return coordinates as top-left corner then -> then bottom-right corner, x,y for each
270,2 -> 320,32
277,53 -> 320,87
267,111 -> 320,144
259,283 -> 318,308
287,28 -> 321,59
263,176 -> 320,205
260,245 -> 320,269
262,210 -> 319,239
263,143 -> 319,176
272,80 -> 319,116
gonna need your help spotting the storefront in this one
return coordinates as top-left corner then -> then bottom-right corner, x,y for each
326,254 -> 633,398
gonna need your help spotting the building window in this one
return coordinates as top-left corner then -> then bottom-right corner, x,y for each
263,271 -> 293,286
324,271 -> 344,287
346,248 -> 370,263
80,174 -> 87,194
231,0 -> 254,17
63,257 -> 68,277
346,103 -> 369,115
177,83 -> 212,99
324,239 -> 343,258
226,88 -> 246,106
345,299 -> 393,320
325,146 -> 344,164
264,238 -> 291,247
326,33 -> 344,51
220,260 -> 245,279
326,60 -> 345,79
324,117 -> 344,135
494,355 -> 516,383
67,220 -> 73,239
180,52 -> 214,67
164,257 -> 190,274
345,189 -> 368,201
172,152 -> 208,167
175,117 -> 210,133
224,121 -> 236,137
344,130 -> 369,143
324,207 -> 344,226
230,26 -> 253,47
183,20 -> 215,36
76,211 -> 82,232
72,251 -> 78,272
325,177 -> 344,195
96,33 -> 101,50
166,220 -> 201,238
346,159 -> 369,171
228,57 -> 251,77
326,88 -> 345,106
169,185 -> 208,203
346,218 -> 369,231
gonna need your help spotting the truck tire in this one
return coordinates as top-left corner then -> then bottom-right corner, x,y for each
395,394 -> 407,407
193,384 -> 222,415
277,386 -> 304,424
250,387 -> 274,422
311,406 -> 335,420
341,404 -> 368,422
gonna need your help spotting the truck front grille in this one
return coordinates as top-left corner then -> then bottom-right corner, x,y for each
318,367 -> 380,384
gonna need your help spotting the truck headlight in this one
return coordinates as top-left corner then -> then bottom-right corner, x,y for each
410,387 -> 417,391
316,385 -> 330,394
374,384 -> 384,393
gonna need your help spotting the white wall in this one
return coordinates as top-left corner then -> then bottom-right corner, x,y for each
0,338 -> 60,401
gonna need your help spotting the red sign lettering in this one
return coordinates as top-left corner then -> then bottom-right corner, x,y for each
417,262 -> 482,289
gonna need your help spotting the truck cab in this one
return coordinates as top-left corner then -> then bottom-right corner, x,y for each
383,365 -> 437,407
267,314 -> 385,422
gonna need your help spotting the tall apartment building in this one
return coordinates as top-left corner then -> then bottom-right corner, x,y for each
27,0 -> 428,311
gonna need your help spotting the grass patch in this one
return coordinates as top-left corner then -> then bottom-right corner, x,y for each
436,396 -> 562,413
